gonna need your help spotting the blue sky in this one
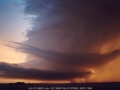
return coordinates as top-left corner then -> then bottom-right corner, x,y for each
0,0 -> 30,42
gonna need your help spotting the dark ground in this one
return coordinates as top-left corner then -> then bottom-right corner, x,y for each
0,82 -> 120,90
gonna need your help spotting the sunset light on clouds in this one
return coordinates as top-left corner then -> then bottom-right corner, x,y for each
0,0 -> 120,84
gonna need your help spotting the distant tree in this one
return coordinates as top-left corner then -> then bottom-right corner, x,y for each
14,82 -> 25,85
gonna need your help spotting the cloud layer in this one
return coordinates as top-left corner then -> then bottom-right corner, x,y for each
3,41 -> 120,81
4,42 -> 120,69
0,62 -> 91,80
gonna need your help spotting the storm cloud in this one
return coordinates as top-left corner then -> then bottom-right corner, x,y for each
23,0 -> 120,53
2,0 -> 120,82
0,62 -> 91,80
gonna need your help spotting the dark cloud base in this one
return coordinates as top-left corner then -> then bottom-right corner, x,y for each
0,62 -> 91,80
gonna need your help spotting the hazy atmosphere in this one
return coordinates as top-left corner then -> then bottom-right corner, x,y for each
0,0 -> 120,83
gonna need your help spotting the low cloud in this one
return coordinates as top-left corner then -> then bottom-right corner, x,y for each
0,62 -> 91,80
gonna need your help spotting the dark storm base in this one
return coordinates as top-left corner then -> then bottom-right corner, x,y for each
0,82 -> 120,90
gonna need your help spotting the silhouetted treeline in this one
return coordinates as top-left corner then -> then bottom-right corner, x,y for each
8,82 -> 34,85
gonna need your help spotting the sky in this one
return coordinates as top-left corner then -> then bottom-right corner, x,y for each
0,0 -> 120,83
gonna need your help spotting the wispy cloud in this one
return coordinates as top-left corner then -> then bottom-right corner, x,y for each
3,41 -> 120,68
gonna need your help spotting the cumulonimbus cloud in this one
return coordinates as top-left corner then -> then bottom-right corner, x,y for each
2,0 -> 120,82
23,0 -> 120,53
